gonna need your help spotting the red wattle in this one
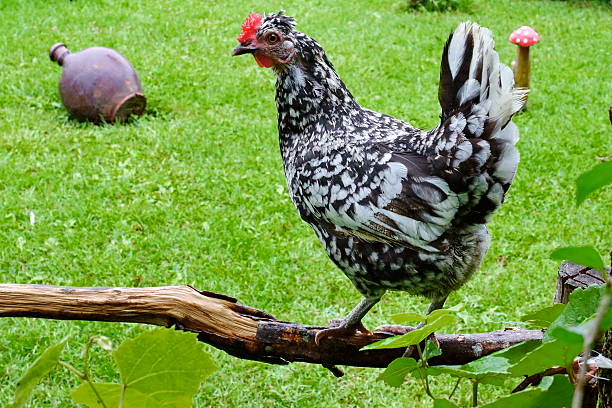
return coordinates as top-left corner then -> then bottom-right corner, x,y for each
254,54 -> 273,68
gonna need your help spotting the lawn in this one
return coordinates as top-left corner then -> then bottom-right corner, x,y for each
0,0 -> 610,406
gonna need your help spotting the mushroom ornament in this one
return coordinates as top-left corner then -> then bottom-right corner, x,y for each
509,26 -> 540,96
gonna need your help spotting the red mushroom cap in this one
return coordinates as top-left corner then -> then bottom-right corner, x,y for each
509,26 -> 540,47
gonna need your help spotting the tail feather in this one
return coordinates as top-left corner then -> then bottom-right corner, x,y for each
439,22 -> 527,126
433,22 -> 527,226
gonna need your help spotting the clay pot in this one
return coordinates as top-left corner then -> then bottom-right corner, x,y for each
49,43 -> 146,123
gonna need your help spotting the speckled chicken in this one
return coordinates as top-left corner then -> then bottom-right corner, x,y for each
233,12 -> 526,342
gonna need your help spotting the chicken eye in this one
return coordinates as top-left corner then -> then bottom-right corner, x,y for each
267,33 -> 280,44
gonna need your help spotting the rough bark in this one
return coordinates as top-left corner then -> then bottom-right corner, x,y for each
0,284 -> 542,369
555,262 -> 606,304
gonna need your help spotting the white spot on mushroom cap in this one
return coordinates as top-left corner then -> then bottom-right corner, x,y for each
508,25 -> 540,46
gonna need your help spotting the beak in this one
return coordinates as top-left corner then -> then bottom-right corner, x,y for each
232,44 -> 258,56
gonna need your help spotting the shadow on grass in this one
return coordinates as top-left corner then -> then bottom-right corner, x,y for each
544,0 -> 612,9
54,102 -> 172,127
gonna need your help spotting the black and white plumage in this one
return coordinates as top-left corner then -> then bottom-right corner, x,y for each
233,12 -> 526,341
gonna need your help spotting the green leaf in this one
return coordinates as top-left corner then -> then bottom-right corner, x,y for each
545,285 -> 603,342
550,246 -> 605,272
7,336 -> 70,408
452,340 -> 539,384
389,304 -> 463,325
115,328 -> 218,389
479,374 -> 572,408
71,383 -> 156,408
424,340 -> 442,360
576,160 -> 612,205
549,325 -> 586,345
601,303 -> 612,332
509,339 -> 582,377
426,362 -> 515,386
417,340 -> 540,385
390,312 -> 426,324
550,297 -> 612,343
362,314 -> 456,350
70,328 -> 218,408
427,304 -> 464,322
377,357 -> 418,387
521,304 -> 566,328
433,398 -> 460,408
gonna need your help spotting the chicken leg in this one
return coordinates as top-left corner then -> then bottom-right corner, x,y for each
314,297 -> 380,345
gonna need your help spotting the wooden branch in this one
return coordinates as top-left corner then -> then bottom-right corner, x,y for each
0,284 -> 543,369
512,367 -> 567,393
555,262 -> 606,304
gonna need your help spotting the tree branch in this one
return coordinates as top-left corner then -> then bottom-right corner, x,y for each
511,367 -> 567,393
0,284 -> 543,369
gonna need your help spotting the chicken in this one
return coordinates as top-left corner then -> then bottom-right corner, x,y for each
232,11 -> 526,343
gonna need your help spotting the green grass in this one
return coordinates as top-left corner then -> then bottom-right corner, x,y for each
0,0 -> 610,406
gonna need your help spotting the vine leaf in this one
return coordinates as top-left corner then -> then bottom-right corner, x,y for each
71,384 -> 155,407
427,304 -> 463,321
71,328 -> 218,408
390,304 -> 462,325
550,246 -> 605,272
601,303 -> 612,332
377,341 -> 442,387
6,336 -> 70,408
420,340 -> 540,385
433,398 -> 460,408
390,312 -> 426,324
549,325 -> 586,345
363,312 -> 456,350
479,374 -> 572,407
544,285 -> 603,342
509,339 -> 582,377
377,357 -> 418,387
424,340 -> 442,360
511,287 -> 602,375
575,160 -> 612,205
520,304 -> 566,328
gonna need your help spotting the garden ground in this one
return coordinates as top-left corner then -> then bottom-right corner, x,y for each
0,0 -> 610,406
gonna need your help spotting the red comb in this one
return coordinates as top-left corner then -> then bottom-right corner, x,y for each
237,13 -> 262,43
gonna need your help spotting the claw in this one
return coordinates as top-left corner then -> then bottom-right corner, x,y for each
314,321 -> 373,345
314,297 -> 380,345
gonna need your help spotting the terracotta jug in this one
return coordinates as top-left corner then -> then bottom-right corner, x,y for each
49,43 -> 146,123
